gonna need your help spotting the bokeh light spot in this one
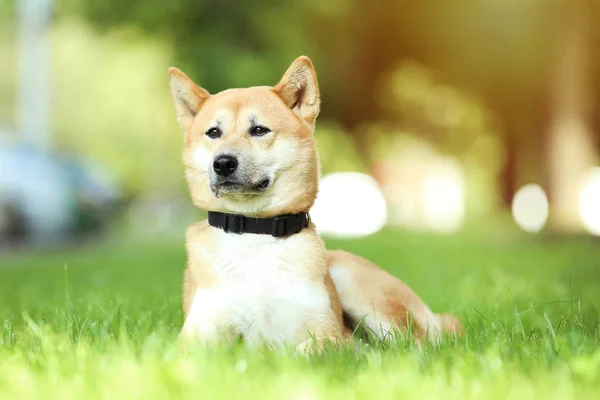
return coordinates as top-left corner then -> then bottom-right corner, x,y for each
579,168 -> 600,236
512,184 -> 549,233
311,173 -> 387,238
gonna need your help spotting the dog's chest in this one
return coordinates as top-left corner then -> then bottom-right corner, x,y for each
199,232 -> 328,344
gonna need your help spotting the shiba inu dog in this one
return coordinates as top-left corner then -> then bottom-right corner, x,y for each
168,56 -> 461,354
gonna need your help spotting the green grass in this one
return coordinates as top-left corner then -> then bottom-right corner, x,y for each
1,229 -> 600,399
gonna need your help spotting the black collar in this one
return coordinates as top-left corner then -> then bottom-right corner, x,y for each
208,211 -> 311,237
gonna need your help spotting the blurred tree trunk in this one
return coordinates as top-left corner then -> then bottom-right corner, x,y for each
546,0 -> 596,232
499,133 -> 517,209
499,142 -> 516,209
496,97 -> 549,210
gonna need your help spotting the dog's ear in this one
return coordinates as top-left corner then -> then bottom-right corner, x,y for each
274,56 -> 320,125
168,67 -> 210,133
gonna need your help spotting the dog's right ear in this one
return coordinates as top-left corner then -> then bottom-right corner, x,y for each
168,68 -> 210,133
274,56 -> 320,125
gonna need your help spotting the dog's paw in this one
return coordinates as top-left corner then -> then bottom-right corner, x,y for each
294,339 -> 319,357
294,336 -> 340,357
436,313 -> 463,335
176,329 -> 198,355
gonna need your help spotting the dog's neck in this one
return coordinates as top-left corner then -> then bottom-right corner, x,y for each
207,211 -> 311,238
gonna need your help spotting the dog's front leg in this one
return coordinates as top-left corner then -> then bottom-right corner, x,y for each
294,309 -> 344,356
179,288 -> 233,350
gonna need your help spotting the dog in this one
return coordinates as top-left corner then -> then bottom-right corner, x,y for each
168,56 -> 461,354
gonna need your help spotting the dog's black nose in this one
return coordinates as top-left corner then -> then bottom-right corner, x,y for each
213,155 -> 238,177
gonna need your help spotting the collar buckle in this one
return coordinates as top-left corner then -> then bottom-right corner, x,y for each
224,214 -> 244,234
271,215 -> 297,237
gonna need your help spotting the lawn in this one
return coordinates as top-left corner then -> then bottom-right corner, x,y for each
1,229 -> 599,399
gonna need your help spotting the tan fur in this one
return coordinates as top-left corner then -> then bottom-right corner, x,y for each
327,250 -> 458,341
169,56 -> 461,353
324,271 -> 350,338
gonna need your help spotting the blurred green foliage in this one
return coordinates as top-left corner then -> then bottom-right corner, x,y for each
1,0 -> 599,208
57,0 -> 319,93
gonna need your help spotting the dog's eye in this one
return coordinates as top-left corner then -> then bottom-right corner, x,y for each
205,127 -> 222,139
249,125 -> 271,137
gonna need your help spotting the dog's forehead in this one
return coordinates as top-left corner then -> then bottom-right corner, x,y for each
205,86 -> 284,118
192,85 -> 303,135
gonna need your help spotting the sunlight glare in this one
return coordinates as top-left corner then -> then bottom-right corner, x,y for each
422,164 -> 465,234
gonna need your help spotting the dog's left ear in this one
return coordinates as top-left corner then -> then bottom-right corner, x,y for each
274,56 -> 320,125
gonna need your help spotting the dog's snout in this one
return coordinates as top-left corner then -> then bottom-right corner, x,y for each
213,155 -> 238,177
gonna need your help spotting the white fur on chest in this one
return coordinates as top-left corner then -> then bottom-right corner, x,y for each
213,230 -> 305,279
187,229 -> 331,346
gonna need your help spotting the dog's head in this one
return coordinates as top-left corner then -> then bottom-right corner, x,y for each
168,56 -> 320,217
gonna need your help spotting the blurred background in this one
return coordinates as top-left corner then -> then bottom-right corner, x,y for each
1,0 -> 600,247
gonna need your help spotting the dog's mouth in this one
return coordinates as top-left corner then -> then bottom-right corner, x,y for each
253,178 -> 271,191
211,178 -> 272,198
